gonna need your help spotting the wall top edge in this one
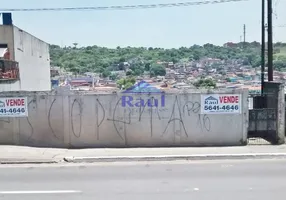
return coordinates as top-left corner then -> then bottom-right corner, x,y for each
0,89 -> 249,97
12,25 -> 50,45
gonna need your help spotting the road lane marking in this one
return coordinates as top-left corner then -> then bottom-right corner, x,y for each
0,190 -> 82,195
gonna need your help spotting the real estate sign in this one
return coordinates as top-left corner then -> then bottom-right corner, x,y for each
201,94 -> 241,114
0,97 -> 28,117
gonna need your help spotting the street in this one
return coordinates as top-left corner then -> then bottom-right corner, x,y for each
0,159 -> 285,200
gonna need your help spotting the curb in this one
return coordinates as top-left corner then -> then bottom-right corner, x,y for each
63,153 -> 286,163
0,159 -> 58,165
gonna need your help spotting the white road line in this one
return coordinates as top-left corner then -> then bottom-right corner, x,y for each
0,190 -> 82,195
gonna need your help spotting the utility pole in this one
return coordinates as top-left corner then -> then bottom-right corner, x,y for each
261,0 -> 265,94
243,24 -> 246,48
267,0 -> 273,81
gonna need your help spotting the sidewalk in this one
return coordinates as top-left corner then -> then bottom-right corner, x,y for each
2,145 -> 286,164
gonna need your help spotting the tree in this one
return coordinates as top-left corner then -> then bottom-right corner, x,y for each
276,55 -> 286,62
118,62 -> 125,71
150,64 -> 166,77
129,62 -> 144,76
144,63 -> 151,71
116,77 -> 136,90
126,70 -> 132,76
49,42 -> 286,73
102,69 -> 111,78
119,57 -> 126,62
193,78 -> 216,89
132,68 -> 143,76
274,60 -> 286,71
109,73 -> 118,80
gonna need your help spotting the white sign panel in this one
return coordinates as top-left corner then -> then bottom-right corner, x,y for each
201,94 -> 241,114
0,97 -> 28,117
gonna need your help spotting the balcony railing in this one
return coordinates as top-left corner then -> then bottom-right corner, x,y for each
0,59 -> 20,82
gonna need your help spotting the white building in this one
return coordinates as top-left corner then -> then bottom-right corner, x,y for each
0,13 -> 51,91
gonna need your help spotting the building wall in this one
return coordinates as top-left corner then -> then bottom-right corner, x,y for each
13,26 -> 51,91
0,90 -> 249,148
0,25 -> 21,91
0,25 -> 51,91
0,25 -> 14,60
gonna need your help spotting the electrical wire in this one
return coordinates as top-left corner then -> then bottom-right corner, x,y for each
0,0 -> 249,12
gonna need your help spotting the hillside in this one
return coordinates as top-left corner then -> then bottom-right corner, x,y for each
49,42 -> 286,75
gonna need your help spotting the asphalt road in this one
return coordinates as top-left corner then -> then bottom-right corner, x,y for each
0,159 -> 285,200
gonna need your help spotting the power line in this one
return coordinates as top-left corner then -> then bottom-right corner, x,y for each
0,0 -> 249,12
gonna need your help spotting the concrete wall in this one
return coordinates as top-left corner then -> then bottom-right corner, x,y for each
0,25 -> 51,91
0,90 -> 249,148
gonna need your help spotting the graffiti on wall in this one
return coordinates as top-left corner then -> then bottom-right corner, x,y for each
0,94 -> 213,146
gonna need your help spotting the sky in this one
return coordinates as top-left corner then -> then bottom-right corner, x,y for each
1,0 -> 285,48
